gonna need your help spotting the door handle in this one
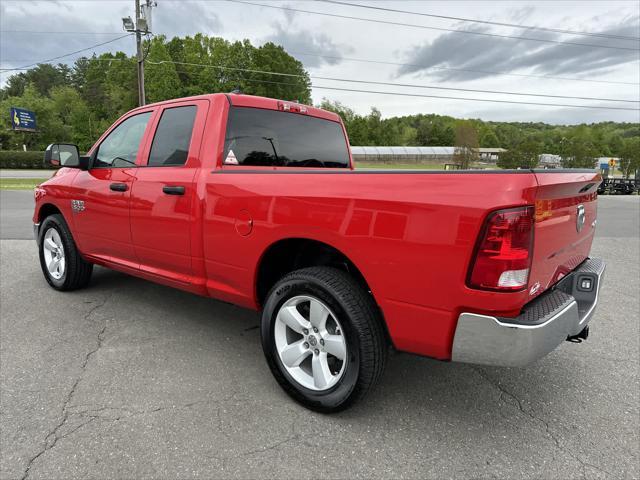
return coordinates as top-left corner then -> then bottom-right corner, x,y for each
109,182 -> 128,192
163,185 -> 185,195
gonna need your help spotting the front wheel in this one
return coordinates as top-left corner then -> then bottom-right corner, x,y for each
261,267 -> 387,412
38,214 -> 93,291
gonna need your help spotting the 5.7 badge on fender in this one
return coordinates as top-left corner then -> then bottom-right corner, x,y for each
71,199 -> 85,213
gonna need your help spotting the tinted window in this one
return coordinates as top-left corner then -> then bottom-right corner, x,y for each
94,112 -> 151,168
223,107 -> 349,168
148,106 -> 197,167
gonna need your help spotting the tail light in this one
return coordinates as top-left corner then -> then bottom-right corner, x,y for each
468,206 -> 534,292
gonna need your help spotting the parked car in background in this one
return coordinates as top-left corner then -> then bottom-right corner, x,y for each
34,93 -> 605,411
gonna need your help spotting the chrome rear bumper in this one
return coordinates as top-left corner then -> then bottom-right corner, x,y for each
452,258 -> 605,367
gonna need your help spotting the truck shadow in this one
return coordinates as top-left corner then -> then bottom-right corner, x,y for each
83,266 -> 584,430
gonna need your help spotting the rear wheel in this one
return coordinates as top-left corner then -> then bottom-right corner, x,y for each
261,267 -> 387,412
38,214 -> 93,291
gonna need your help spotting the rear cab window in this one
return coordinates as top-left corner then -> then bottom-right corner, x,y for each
147,105 -> 197,167
223,106 -> 350,168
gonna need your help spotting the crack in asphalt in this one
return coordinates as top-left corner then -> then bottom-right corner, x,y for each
219,420 -> 300,472
62,394 -> 302,474
471,366 -> 616,480
20,292 -> 114,480
68,400 -> 214,421
37,392 -> 250,450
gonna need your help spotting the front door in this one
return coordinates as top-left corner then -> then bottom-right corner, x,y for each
129,100 -> 208,283
72,110 -> 154,266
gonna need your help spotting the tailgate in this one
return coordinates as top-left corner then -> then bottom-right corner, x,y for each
529,170 -> 601,296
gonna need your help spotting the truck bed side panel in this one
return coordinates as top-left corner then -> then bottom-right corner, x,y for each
201,171 -> 539,359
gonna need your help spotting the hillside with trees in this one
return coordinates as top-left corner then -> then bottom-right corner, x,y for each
1,35 -> 638,173
319,100 -> 639,171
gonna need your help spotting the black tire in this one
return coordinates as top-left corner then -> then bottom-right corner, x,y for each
38,214 -> 93,291
261,266 -> 387,412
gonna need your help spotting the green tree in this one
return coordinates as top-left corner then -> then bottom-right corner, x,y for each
479,129 -> 500,148
318,99 -> 372,145
50,86 -> 94,150
607,133 -> 625,157
250,42 -> 311,103
497,139 -> 541,169
618,137 -> 640,178
416,116 -> 455,145
0,64 -> 71,99
144,36 -> 182,103
453,120 -> 479,168
561,128 -> 599,168
0,84 -> 60,150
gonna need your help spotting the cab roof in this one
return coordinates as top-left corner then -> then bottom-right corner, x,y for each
135,93 -> 342,123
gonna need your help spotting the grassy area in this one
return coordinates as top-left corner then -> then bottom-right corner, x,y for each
0,178 -> 49,190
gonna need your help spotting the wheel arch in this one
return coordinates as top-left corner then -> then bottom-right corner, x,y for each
255,238 -> 369,306
254,237 -> 392,346
36,202 -> 63,224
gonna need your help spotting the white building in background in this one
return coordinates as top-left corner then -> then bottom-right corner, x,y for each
538,153 -> 563,168
350,146 -> 507,165
350,146 -> 455,164
478,148 -> 507,162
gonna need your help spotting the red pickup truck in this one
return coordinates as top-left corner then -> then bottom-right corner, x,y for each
34,93 -> 605,412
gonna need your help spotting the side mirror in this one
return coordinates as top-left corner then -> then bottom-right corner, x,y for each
44,143 -> 88,169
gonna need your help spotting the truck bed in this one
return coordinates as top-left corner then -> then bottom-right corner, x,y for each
202,167 -> 601,359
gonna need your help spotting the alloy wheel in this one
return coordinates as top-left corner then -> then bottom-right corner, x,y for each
274,295 -> 347,391
42,228 -> 66,280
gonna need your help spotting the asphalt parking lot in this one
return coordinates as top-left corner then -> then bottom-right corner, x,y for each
1,193 -> 638,479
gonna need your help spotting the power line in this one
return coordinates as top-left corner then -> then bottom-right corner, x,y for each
4,41 -> 636,87
0,30 -> 125,35
3,42 -> 637,87
312,75 -> 638,103
309,85 -> 640,111
147,60 -> 639,103
320,0 -> 640,41
0,34 -> 133,73
2,24 -> 637,86
168,68 -> 639,111
287,50 -> 640,87
226,0 -> 640,52
0,57 -> 135,66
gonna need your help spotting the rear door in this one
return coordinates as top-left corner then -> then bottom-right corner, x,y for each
529,170 -> 601,295
129,100 -> 209,283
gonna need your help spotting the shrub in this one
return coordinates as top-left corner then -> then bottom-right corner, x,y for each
0,151 -> 50,169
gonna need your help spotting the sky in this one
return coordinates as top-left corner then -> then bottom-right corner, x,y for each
1,0 -> 639,125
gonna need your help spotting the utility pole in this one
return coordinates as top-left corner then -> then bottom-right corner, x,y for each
135,0 -> 145,106
123,0 -> 153,106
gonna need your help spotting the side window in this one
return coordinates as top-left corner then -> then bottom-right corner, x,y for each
94,112 -> 152,168
147,106 -> 197,167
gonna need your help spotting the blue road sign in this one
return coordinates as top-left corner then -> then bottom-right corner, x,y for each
10,107 -> 37,132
